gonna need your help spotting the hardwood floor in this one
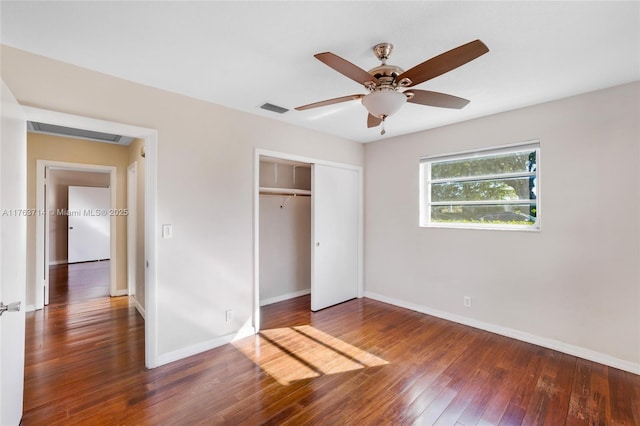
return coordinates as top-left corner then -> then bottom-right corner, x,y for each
48,260 -> 111,305
23,272 -> 640,425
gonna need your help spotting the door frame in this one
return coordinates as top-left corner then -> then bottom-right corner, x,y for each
24,106 -> 160,369
127,161 -> 137,297
253,148 -> 363,332
36,161 -> 116,304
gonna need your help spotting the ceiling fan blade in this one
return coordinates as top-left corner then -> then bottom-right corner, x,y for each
405,90 -> 470,109
398,40 -> 489,87
367,114 -> 382,128
314,52 -> 379,86
295,94 -> 363,111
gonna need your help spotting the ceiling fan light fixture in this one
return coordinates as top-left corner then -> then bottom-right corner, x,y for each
361,89 -> 406,119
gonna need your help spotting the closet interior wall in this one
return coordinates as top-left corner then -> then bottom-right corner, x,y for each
259,159 -> 311,306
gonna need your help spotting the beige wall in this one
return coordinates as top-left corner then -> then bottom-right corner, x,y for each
2,45 -> 364,361
127,138 -> 146,311
4,44 -> 637,371
27,133 -> 130,302
47,169 -> 110,264
364,82 -> 640,369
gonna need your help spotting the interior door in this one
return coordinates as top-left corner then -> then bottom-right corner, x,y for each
68,186 -> 110,263
311,164 -> 360,311
1,80 -> 27,424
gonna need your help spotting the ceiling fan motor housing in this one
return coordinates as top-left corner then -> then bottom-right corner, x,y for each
368,43 -> 407,90
368,64 -> 405,86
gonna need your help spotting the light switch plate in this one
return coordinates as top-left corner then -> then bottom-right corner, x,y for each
162,224 -> 173,239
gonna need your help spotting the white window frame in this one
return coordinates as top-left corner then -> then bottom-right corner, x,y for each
420,141 -> 541,231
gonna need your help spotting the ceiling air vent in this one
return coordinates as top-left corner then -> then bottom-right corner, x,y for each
27,121 -> 135,145
260,103 -> 289,114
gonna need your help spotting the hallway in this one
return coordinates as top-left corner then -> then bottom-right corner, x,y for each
23,261 -> 144,424
47,261 -> 111,306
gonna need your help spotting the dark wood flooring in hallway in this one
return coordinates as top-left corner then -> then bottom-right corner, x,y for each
22,265 -> 640,424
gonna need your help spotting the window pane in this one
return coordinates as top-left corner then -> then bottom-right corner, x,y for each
431,150 -> 537,180
430,204 -> 537,225
431,177 -> 536,202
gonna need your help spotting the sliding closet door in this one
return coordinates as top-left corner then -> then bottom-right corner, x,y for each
311,164 -> 359,311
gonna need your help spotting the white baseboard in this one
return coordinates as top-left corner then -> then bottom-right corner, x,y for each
364,291 -> 640,375
26,304 -> 36,312
112,289 -> 128,297
48,259 -> 67,266
132,296 -> 145,319
260,289 -> 310,307
155,325 -> 256,368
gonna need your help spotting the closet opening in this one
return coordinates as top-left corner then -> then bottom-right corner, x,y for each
254,149 -> 363,333
258,156 -> 312,314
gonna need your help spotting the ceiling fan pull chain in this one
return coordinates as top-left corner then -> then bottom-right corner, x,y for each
381,117 -> 386,135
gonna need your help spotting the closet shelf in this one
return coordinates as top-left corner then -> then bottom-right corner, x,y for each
259,187 -> 311,196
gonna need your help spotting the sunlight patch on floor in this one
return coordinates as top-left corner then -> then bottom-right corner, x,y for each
233,325 -> 388,385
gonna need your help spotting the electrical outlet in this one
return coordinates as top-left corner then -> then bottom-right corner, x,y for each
225,310 -> 233,323
463,296 -> 472,308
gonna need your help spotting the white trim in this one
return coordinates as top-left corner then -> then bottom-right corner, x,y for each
35,162 -> 46,308
48,259 -> 67,266
253,152 -> 261,332
420,144 -> 540,231
364,291 -> 640,375
260,289 -> 311,307
155,335 -> 233,367
143,131 -> 159,369
24,106 -> 159,369
132,295 -> 145,319
127,162 -> 137,297
25,305 -> 36,313
23,107 -> 153,140
155,326 -> 256,367
420,139 -> 540,162
253,148 -> 364,333
112,289 -> 128,297
256,149 -> 363,172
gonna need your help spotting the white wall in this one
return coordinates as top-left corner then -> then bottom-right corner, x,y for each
1,45 -> 364,363
364,82 -> 640,371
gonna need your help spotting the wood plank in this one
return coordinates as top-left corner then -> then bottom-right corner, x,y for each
21,266 -> 640,424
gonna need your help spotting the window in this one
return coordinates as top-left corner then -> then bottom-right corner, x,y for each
420,142 -> 540,230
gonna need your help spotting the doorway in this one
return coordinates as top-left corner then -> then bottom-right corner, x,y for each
46,168 -> 113,305
37,162 -> 116,306
253,149 -> 363,332
24,106 -> 159,368
258,156 -> 312,309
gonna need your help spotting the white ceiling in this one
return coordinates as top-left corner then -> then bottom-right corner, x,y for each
1,1 -> 639,143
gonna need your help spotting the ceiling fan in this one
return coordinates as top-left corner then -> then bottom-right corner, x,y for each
295,40 -> 489,135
